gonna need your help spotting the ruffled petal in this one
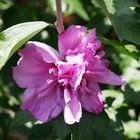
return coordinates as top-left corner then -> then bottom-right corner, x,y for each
20,88 -> 36,110
64,88 -> 82,124
95,70 -> 126,85
21,84 -> 63,122
85,70 -> 126,85
82,29 -> 96,44
13,42 -> 58,88
66,54 -> 86,90
79,81 -> 104,113
59,25 -> 87,56
85,58 -> 126,85
27,41 -> 60,63
101,59 -> 110,68
81,29 -> 101,55
82,42 -> 102,63
56,54 -> 86,90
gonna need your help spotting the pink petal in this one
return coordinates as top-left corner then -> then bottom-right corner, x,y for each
85,70 -> 126,85
65,53 -> 84,64
21,85 -> 63,122
71,65 -> 86,90
93,39 -> 102,51
81,29 -> 101,53
20,88 -> 36,109
37,80 -> 58,98
95,51 -> 105,59
101,59 -> 110,68
85,58 -> 126,85
82,41 -> 102,62
13,43 -> 57,88
79,81 -> 104,113
27,41 -> 60,63
94,70 -> 126,85
56,55 -> 86,90
82,29 -> 96,44
59,25 -> 87,56
64,89 -> 82,124
66,54 -> 86,90
64,88 -> 71,103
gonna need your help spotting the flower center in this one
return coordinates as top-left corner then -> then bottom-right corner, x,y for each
52,53 -> 87,90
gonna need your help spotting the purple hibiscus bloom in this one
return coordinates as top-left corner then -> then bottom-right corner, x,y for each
13,25 -> 126,124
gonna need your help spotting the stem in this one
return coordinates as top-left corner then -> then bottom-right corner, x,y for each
71,124 -> 80,140
55,0 -> 64,34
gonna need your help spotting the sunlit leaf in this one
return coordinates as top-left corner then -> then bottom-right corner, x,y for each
123,118 -> 140,139
0,21 -> 48,70
98,35 -> 140,61
125,44 -> 139,53
0,33 -> 5,41
102,90 -> 125,109
0,0 -> 13,11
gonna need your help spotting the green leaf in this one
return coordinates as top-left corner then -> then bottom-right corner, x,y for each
122,58 -> 140,91
106,122 -> 124,140
125,44 -> 139,53
102,89 -> 125,109
98,35 -> 140,61
123,119 -> 140,139
78,111 -> 110,140
105,109 -> 124,140
98,0 -> 140,45
70,111 -> 124,140
64,0 -> 89,21
0,33 -> 5,41
121,57 -> 140,105
0,21 -> 48,70
123,84 -> 140,105
52,114 -> 70,140
0,0 -> 13,11
10,110 -> 36,128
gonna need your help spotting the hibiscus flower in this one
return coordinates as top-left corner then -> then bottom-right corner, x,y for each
13,25 -> 126,124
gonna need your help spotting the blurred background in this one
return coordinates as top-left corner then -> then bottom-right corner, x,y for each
0,0 -> 140,140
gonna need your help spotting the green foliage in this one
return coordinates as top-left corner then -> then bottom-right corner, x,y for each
64,0 -> 90,21
77,111 -> 110,140
0,32 -> 5,40
52,115 -> 70,140
0,21 -> 48,70
10,110 -> 36,128
98,35 -> 140,61
123,118 -> 140,139
0,0 -> 13,11
0,0 -> 140,140
98,0 -> 140,45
